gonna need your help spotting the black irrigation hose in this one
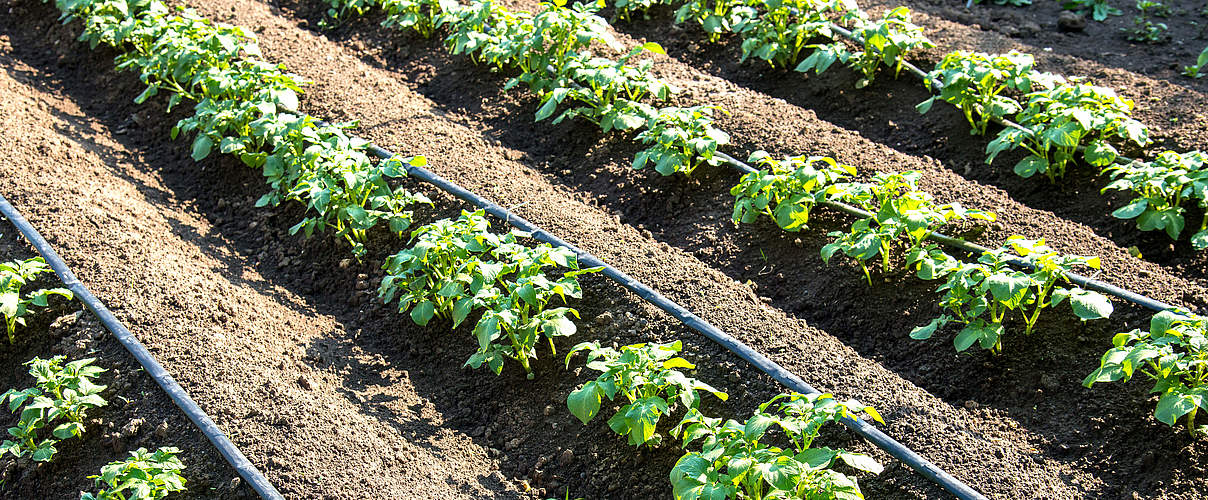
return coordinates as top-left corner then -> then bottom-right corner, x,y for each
712,151 -> 1190,314
0,194 -> 285,500
363,144 -> 989,500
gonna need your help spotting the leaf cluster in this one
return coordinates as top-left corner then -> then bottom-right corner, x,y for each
1061,0 -> 1123,21
670,393 -> 883,500
55,0 -> 432,258
379,211 -> 599,378
1085,310 -> 1208,435
917,50 -> 1062,136
0,356 -> 107,462
565,341 -> 727,447
731,152 -> 855,232
1103,150 -> 1208,247
910,237 -> 1113,353
986,80 -> 1150,182
821,170 -> 995,284
81,447 -> 188,500
633,106 -> 731,176
0,257 -> 73,342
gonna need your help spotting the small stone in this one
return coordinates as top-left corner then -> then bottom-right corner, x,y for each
558,449 -> 573,466
505,438 -> 522,451
229,477 -> 242,490
594,311 -> 613,326
119,418 -> 145,439
1057,12 -> 1086,32
964,400 -> 979,410
297,375 -> 313,390
154,421 -> 170,439
543,405 -> 554,416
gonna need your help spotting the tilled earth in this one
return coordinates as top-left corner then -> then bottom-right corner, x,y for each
0,0 -> 1206,498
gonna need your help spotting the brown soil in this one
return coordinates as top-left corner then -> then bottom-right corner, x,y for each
1,0 -> 1206,499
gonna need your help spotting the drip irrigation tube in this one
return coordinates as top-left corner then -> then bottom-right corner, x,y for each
362,144 -> 989,500
0,194 -> 284,500
713,151 -> 1192,315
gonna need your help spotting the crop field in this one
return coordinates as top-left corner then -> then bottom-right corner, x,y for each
0,0 -> 1206,497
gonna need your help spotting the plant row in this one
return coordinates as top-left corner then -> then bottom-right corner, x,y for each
47,0 -> 892,496
319,0 -> 1208,435
599,0 -> 1208,251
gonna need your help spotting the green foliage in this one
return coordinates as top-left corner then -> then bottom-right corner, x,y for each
821,171 -> 996,285
1185,45 -> 1208,78
842,7 -> 934,89
1102,151 -> 1208,245
670,393 -> 882,500
731,152 -> 855,232
986,80 -> 1150,182
733,0 -> 855,69
380,0 -> 457,37
52,0 -> 432,258
674,0 -> 748,42
1134,0 -> 1170,16
0,257 -> 73,342
918,50 -> 1062,135
1085,310 -> 1208,436
910,237 -> 1112,353
633,106 -> 731,176
0,356 -> 106,462
81,447 -> 187,500
1062,0 -> 1123,21
1124,17 -> 1168,43
565,341 -> 727,447
380,211 -> 599,378
535,43 -> 673,132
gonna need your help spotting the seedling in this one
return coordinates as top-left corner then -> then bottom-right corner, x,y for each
822,171 -> 996,284
732,0 -> 854,69
670,393 -> 882,500
81,447 -> 187,500
674,0 -> 747,42
1124,17 -> 1169,43
565,341 -> 727,447
1085,310 -> 1208,436
1,356 -> 107,462
1,257 -> 73,342
1186,45 -> 1208,78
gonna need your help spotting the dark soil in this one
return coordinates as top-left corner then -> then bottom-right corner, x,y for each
2,0 -> 1207,498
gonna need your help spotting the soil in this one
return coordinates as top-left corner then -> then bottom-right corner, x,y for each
0,0 -> 1206,498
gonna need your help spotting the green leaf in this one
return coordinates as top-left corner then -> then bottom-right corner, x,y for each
191,135 -> 213,161
1111,199 -> 1149,220
410,300 -> 435,326
1013,155 -> 1048,178
1068,289 -> 1113,320
567,382 -> 602,425
838,451 -> 883,474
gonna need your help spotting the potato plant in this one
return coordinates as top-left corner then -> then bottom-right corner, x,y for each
731,152 -> 855,232
1,257 -> 73,343
910,237 -> 1113,353
1062,0 -> 1123,21
674,0 -> 748,41
671,393 -> 882,500
1102,151 -> 1208,247
1,356 -> 107,462
565,341 -> 727,446
821,171 -> 995,285
985,81 -> 1150,182
1085,310 -> 1208,436
535,43 -> 675,132
917,50 -> 1062,136
81,447 -> 187,500
633,106 -> 731,176
381,211 -> 599,378
732,0 -> 855,69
